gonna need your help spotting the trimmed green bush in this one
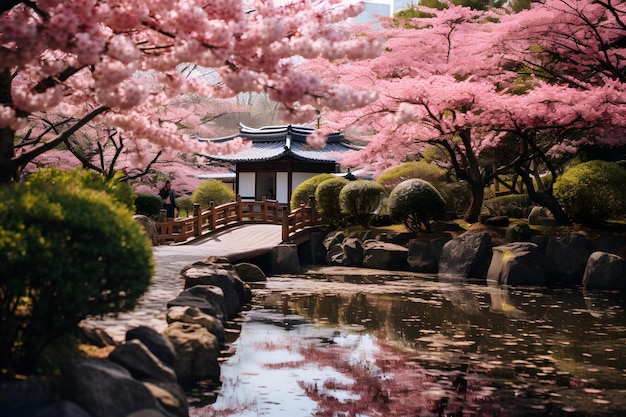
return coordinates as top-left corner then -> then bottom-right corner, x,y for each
387,179 -> 447,233
377,161 -> 447,192
0,172 -> 153,377
339,180 -> 386,228
290,173 -> 336,210
192,179 -> 235,210
176,195 -> 195,217
315,177 -> 349,226
135,192 -> 164,218
554,160 -> 626,226
28,168 -> 136,211
483,193 -> 533,217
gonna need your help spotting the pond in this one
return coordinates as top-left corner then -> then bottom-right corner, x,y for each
191,273 -> 626,417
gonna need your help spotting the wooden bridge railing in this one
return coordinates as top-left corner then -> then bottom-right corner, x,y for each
155,195 -> 321,245
281,196 -> 322,242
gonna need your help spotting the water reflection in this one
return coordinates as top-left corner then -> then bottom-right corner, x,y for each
194,276 -> 626,417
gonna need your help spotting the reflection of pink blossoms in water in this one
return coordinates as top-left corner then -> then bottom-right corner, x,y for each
268,334 -> 503,417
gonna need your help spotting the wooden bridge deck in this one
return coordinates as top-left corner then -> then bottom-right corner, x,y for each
155,196 -> 323,247
182,223 -> 284,262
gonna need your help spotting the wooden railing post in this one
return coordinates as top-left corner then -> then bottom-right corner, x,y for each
262,196 -> 268,222
193,203 -> 201,237
209,201 -> 215,230
308,195 -> 316,226
236,195 -> 243,222
281,208 -> 290,242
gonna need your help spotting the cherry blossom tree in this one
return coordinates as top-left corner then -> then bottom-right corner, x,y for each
306,0 -> 625,224
0,0 -> 383,185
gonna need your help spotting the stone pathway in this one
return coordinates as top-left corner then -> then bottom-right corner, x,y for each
85,224 -> 283,342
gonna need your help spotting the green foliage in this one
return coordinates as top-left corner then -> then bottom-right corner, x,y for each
315,177 -> 349,227
483,193 -> 533,216
192,179 -> 235,210
377,161 -> 447,193
176,196 -> 195,217
28,168 -> 136,211
339,180 -> 386,228
290,173 -> 336,210
554,160 -> 626,226
0,173 -> 153,377
387,179 -> 447,233
135,192 -> 164,218
438,182 -> 471,218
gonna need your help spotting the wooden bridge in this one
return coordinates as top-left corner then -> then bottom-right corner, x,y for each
155,195 -> 323,246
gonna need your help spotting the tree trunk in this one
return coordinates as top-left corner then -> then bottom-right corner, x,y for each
515,164 -> 571,225
0,69 -> 16,185
463,181 -> 484,223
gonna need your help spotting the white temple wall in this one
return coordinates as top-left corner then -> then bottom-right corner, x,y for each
276,172 -> 288,204
238,172 -> 256,200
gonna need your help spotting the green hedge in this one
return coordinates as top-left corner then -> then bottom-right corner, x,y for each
377,161 -> 447,192
192,179 -> 235,210
290,173 -> 336,210
135,192 -> 164,218
554,160 -> 626,226
315,177 -> 349,227
0,170 -> 153,377
339,180 -> 386,228
387,179 -> 447,233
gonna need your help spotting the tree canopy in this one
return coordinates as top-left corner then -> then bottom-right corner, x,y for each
306,0 -> 626,223
0,0 -> 384,184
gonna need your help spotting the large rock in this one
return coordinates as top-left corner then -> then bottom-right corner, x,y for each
182,262 -> 248,319
544,233 -> 593,286
407,235 -> 451,273
133,215 -> 159,246
233,262 -> 266,282
168,285 -> 226,323
487,242 -> 546,286
528,206 -> 558,226
322,230 -> 345,250
33,401 -> 91,417
167,305 -> 225,346
163,322 -> 221,386
60,358 -> 165,417
362,240 -> 409,270
109,339 -> 177,383
439,232 -> 492,279
271,243 -> 301,274
126,326 -> 176,369
0,378 -> 54,417
326,237 -> 363,266
78,322 -> 117,348
583,251 -> 626,290
505,223 -> 532,243
141,381 -> 188,417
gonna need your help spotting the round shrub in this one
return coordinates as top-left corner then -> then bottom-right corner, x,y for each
290,173 -> 336,210
0,175 -> 153,376
315,177 -> 349,226
387,179 -> 447,233
192,179 -> 235,210
28,168 -> 136,211
377,161 -> 447,193
135,192 -> 164,218
339,180 -> 386,227
554,160 -> 626,226
176,195 -> 195,217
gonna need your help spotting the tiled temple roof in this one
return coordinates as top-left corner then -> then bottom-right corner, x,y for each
196,124 -> 360,163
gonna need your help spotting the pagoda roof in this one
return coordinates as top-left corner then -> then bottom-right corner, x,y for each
196,123 -> 361,163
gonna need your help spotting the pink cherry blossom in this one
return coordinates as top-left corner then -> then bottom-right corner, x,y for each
0,0 -> 383,184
